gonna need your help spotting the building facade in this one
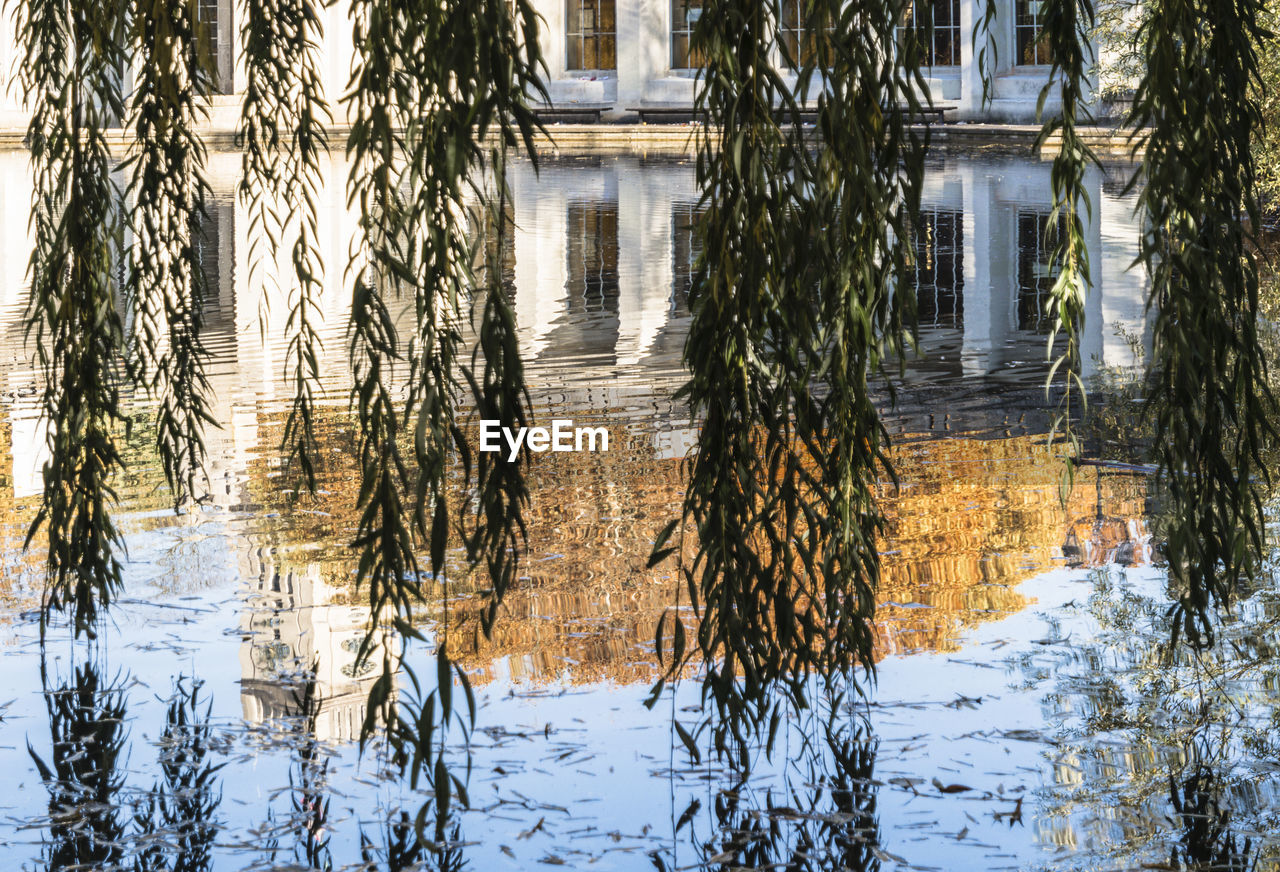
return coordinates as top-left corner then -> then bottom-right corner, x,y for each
0,0 -> 1100,129
533,0 -> 1093,121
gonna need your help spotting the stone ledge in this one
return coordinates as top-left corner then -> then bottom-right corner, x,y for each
0,122 -> 1146,161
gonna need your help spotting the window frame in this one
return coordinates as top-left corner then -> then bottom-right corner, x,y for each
896,0 -> 962,68
1014,0 -> 1053,67
670,0 -> 705,71
565,0 -> 617,72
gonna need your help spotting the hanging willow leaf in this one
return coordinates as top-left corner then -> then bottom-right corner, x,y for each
658,0 -> 926,769
464,146 -> 534,638
342,0 -> 545,843
973,0 -> 1001,108
238,0 -> 331,492
1131,0 -> 1277,647
16,0 -> 129,637
124,0 -> 218,507
1036,0 -> 1101,500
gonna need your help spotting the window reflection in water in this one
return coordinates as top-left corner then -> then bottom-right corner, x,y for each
671,201 -> 702,315
565,201 -> 619,316
911,207 -> 964,329
1016,209 -> 1062,334
195,197 -> 235,339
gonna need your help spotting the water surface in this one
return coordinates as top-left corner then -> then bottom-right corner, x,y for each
0,151 -> 1273,871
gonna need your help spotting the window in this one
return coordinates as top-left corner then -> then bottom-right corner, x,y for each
1016,210 -> 1063,333
196,0 -> 233,94
566,203 -> 619,315
779,0 -> 818,68
1015,0 -> 1053,66
671,0 -> 705,69
194,201 -> 233,334
910,209 -> 964,328
566,0 -> 616,71
897,0 -> 961,66
671,203 -> 704,313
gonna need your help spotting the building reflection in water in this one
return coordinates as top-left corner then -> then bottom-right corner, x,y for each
0,150 -> 1155,721
238,548 -> 392,743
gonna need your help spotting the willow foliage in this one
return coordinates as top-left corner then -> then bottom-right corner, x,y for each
16,0 -> 129,637
1131,0 -> 1277,646
239,0 -> 331,491
1260,0 -> 1280,209
124,0 -> 217,507
8,0 -> 1280,861
647,0 -> 927,769
1037,0 -> 1099,493
342,0 -> 544,841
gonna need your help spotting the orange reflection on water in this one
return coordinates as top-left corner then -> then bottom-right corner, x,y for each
451,432 -> 1150,684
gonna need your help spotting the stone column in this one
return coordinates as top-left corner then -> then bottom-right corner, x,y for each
634,0 -> 669,104
616,0 -> 646,107
0,6 -> 18,116
232,0 -> 247,95
216,0 -> 235,94
323,0 -> 356,126
1078,166 -> 1106,382
542,0 -> 567,92
958,0 -> 987,120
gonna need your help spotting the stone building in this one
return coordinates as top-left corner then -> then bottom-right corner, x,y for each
532,0 -> 1093,121
0,0 -> 1098,129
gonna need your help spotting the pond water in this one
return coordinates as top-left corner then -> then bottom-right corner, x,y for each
0,151 -> 1277,871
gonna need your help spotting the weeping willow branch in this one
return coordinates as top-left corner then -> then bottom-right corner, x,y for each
802,0 -> 927,689
16,0 -> 129,637
239,0 -> 331,492
343,0 -> 544,845
1036,0 -> 1100,497
464,147 -> 531,639
344,0 -> 418,748
1131,0 -> 1277,648
124,0 -> 218,507
648,0 -> 925,771
973,0 -> 1001,108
